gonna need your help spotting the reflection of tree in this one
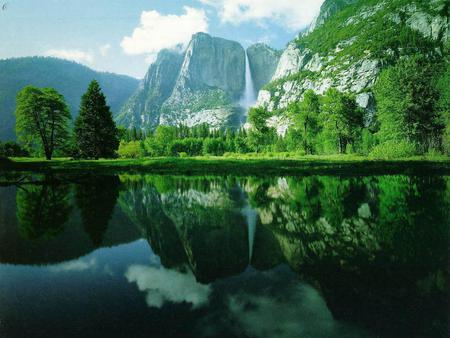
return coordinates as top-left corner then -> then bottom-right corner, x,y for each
244,174 -> 449,338
76,175 -> 120,246
376,175 -> 448,268
16,181 -> 71,240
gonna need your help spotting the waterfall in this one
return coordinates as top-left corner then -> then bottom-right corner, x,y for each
240,51 -> 257,112
242,204 -> 258,263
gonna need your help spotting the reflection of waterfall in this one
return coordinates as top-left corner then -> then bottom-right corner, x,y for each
239,51 -> 257,113
242,204 -> 258,263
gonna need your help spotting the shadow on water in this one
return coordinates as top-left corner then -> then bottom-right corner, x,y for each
0,172 -> 448,337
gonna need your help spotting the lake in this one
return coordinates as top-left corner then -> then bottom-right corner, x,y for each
0,172 -> 448,337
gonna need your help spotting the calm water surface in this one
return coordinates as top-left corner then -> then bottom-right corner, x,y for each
0,173 -> 448,337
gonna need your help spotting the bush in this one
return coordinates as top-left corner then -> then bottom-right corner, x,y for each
0,141 -> 29,157
369,140 -> 417,159
202,138 -> 225,156
118,141 -> 143,158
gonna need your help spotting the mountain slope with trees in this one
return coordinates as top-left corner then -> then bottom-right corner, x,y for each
251,0 -> 449,156
0,57 -> 139,141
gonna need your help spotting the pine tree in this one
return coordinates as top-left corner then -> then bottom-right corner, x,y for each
74,80 -> 119,159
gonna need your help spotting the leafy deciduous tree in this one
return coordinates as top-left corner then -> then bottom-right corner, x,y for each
15,86 -> 71,160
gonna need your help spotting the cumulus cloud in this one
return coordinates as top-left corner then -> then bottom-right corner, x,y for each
99,44 -> 111,57
125,264 -> 211,308
43,49 -> 94,64
121,6 -> 208,63
199,0 -> 324,31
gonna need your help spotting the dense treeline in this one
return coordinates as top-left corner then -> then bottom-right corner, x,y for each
3,54 -> 448,160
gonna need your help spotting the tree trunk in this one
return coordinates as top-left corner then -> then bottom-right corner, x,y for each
304,123 -> 308,154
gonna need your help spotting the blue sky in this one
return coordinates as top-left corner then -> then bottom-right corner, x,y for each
0,0 -> 324,78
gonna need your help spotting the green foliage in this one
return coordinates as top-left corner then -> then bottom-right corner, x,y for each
0,141 -> 29,157
118,141 -> 144,159
202,138 -> 226,156
15,85 -> 71,160
247,107 -> 277,152
75,175 -> 120,246
374,55 -> 444,152
16,182 -> 71,240
143,125 -> 177,156
74,80 -> 120,159
319,88 -> 363,154
358,129 -> 378,155
170,138 -> 203,156
435,63 -> 450,155
288,90 -> 321,154
369,140 -> 417,159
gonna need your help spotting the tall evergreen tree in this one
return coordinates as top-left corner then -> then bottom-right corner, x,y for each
15,86 -> 70,160
74,80 -> 119,159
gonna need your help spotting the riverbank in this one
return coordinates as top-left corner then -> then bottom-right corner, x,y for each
1,155 -> 449,176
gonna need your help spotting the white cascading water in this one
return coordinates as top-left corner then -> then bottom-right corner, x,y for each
240,51 -> 257,113
242,204 -> 258,263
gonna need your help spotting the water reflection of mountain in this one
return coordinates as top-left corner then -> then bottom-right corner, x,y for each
118,176 -> 284,283
0,176 -> 140,265
0,173 -> 447,337
119,174 -> 448,338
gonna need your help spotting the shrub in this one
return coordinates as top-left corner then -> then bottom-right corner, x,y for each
118,141 -> 143,158
369,140 -> 417,159
202,138 -> 225,156
0,141 -> 29,157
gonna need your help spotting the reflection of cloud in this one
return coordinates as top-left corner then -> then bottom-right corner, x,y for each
125,265 -> 211,308
50,258 -> 97,272
226,283 -> 371,338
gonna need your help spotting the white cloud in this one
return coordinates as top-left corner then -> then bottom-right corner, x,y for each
199,0 -> 324,31
49,258 -> 97,272
121,6 -> 208,62
226,283 -> 370,338
99,44 -> 111,57
43,49 -> 94,64
125,264 -> 211,308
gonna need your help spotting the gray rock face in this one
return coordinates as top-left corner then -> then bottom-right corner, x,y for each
117,49 -> 184,129
246,43 -> 281,93
307,0 -> 358,33
160,33 -> 246,128
120,32 -> 248,130
159,33 -> 245,128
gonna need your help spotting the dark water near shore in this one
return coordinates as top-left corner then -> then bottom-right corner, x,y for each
0,173 -> 448,337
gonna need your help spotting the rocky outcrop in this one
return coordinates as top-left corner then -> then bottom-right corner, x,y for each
159,33 -> 245,128
247,43 -> 281,93
117,49 -> 184,129
307,0 -> 358,33
120,33 -> 248,130
257,0 -> 448,129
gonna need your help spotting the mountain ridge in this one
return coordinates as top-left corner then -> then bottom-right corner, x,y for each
0,57 -> 139,141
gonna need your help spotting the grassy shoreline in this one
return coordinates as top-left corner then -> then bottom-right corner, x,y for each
1,155 -> 449,176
